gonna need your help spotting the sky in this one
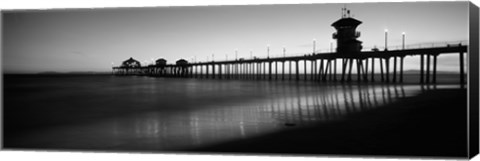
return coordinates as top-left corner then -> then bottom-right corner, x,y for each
2,1 -> 469,73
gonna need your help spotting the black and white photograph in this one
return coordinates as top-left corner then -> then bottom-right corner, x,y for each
1,0 -> 479,160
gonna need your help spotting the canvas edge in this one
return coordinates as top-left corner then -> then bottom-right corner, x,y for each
469,1 -> 480,159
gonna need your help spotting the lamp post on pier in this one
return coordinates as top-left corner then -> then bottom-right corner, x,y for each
402,32 -> 406,50
385,29 -> 388,50
313,38 -> 316,54
267,44 -> 270,58
235,49 -> 238,60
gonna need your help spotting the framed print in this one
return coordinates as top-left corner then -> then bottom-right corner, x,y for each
2,1 -> 479,160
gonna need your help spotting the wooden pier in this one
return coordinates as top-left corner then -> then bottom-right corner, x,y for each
112,45 -> 467,84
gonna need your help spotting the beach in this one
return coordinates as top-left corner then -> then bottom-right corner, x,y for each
3,74 -> 467,158
193,88 -> 467,158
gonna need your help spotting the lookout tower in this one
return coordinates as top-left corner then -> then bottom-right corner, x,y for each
331,7 -> 363,54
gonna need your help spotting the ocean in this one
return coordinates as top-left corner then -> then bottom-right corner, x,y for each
3,74 -> 462,152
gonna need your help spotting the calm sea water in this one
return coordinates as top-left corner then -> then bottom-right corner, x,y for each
3,74 -> 459,151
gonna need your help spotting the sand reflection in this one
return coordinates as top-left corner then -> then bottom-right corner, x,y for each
10,82 -> 454,151
104,83 -> 424,151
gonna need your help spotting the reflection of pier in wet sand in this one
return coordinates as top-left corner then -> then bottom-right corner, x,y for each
193,85 -> 467,157
6,82 -> 451,152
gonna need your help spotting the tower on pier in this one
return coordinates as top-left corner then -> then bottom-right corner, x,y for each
331,7 -> 363,54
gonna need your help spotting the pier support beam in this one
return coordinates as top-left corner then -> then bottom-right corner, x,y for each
282,61 -> 285,81
323,60 -> 331,81
269,61 -> 272,80
227,64 -> 231,79
241,63 -> 244,79
289,61 -> 293,81
206,65 -> 209,79
364,58 -> 369,82
256,63 -> 260,80
420,54 -> 425,84
319,59 -> 325,81
200,65 -> 203,78
459,52 -> 465,85
194,66 -> 198,78
333,59 -> 337,81
433,54 -> 438,83
371,57 -> 375,82
347,58 -> 354,82
275,61 -> 278,80
341,59 -> 347,82
311,60 -> 315,81
426,54 -> 431,83
400,57 -> 405,83
263,62 -> 266,80
212,64 -> 216,79
304,59 -> 307,81
393,56 -> 397,83
219,64 -> 222,79
296,60 -> 300,81
251,63 -> 254,80
356,59 -> 361,82
328,60 -> 333,81
380,58 -> 385,82
385,58 -> 390,83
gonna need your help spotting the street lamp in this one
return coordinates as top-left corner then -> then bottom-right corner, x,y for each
267,44 -> 270,58
402,32 -> 406,50
313,38 -> 316,54
235,49 -> 238,60
384,29 -> 388,50
283,47 -> 286,57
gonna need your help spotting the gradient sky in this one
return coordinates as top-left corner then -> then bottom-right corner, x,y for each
2,1 -> 469,73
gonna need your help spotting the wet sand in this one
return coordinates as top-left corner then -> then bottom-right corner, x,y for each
3,75 -> 468,158
192,88 -> 468,158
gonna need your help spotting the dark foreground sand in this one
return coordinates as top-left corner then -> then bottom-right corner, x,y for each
192,88 -> 468,158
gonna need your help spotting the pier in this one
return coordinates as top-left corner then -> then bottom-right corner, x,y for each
112,45 -> 467,84
112,8 -> 468,85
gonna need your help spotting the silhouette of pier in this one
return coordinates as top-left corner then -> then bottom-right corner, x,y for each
112,8 -> 468,85
112,45 -> 467,84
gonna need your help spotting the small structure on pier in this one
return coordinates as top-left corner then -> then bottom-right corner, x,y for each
332,7 -> 363,54
176,59 -> 188,66
121,57 -> 142,67
156,58 -> 167,66
112,57 -> 142,75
